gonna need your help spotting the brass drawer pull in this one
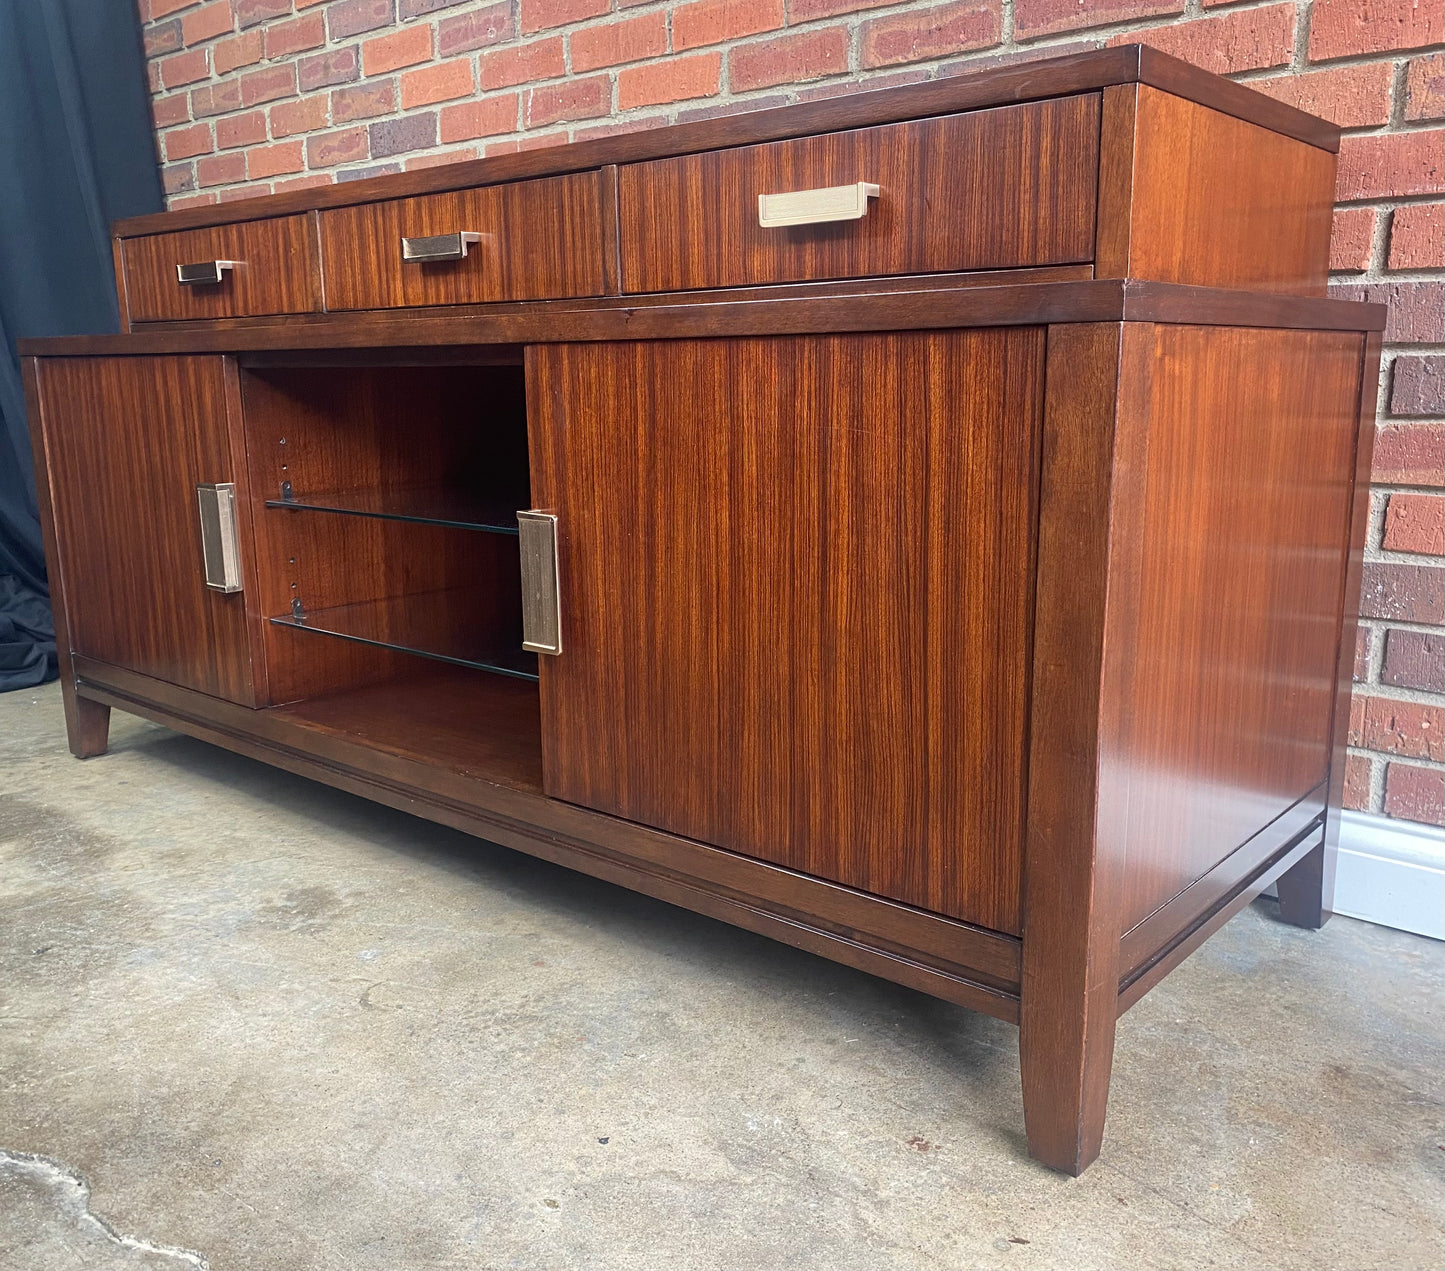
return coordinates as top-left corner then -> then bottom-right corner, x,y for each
517,511 -> 561,655
196,483 -> 243,593
176,260 -> 238,285
757,182 -> 880,228
401,232 -> 482,263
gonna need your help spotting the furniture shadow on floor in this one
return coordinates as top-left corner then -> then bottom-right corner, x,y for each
126,721 -> 1025,1111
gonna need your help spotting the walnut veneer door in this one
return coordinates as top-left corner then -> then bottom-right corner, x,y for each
37,357 -> 255,705
528,331 -> 1043,934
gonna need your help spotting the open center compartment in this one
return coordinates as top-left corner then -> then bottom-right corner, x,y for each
240,348 -> 542,790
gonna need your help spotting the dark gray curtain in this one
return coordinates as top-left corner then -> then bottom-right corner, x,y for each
0,0 -> 163,689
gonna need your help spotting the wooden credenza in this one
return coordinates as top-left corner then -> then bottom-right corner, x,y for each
21,46 -> 1384,1175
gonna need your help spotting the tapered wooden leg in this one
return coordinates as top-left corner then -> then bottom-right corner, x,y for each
65,691 -> 110,759
1020,973 -> 1119,1174
1018,323 -> 1126,1176
1275,836 -> 1335,929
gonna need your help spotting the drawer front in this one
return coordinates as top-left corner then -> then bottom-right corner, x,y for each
618,94 -> 1100,293
319,171 -> 608,311
122,215 -> 320,322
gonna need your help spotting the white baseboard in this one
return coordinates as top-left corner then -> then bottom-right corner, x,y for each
1333,811 -> 1445,940
1260,812 -> 1445,939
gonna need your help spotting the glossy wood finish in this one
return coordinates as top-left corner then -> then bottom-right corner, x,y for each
123,215 -> 321,322
1118,788 -> 1325,982
530,330 -> 1041,933
16,281 -> 1387,361
109,47 -> 1337,240
22,357 -> 96,757
319,172 -> 607,310
1104,324 -> 1365,936
1096,85 -> 1336,295
110,266 -> 1095,338
1116,824 -> 1323,1015
32,356 -> 256,706
70,654 -> 1023,1016
19,45 -> 1389,1177
279,664 -> 545,793
1279,329 -> 1383,928
618,96 -> 1099,293
67,696 -> 113,758
1019,322 -> 1125,1177
240,363 -> 529,703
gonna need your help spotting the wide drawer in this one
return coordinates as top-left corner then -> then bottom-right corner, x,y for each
121,215 -> 321,322
618,94 -> 1101,294
319,171 -> 608,311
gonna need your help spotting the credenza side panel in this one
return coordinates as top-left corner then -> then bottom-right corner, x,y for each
1103,324 -> 1366,935
1096,85 -> 1336,296
34,356 -> 257,706
528,330 -> 1043,934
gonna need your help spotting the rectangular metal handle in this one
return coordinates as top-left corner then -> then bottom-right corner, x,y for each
757,182 -> 880,228
196,483 -> 243,593
401,232 -> 481,263
517,511 -> 561,655
176,260 -> 238,285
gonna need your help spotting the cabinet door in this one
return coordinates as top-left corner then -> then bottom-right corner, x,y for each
37,356 -> 256,705
528,330 -> 1042,934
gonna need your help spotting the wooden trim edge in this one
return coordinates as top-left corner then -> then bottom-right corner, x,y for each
16,281 -> 1385,358
1118,783 -> 1329,977
1116,821 -> 1323,1015
72,662 -> 1021,1020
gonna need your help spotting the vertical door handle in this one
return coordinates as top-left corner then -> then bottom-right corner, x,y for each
196,483 -> 243,593
517,510 -> 561,655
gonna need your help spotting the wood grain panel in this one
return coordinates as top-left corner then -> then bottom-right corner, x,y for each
1119,787 -> 1325,983
122,215 -> 321,321
278,664 -> 545,794
36,357 -> 256,704
1104,324 -> 1365,935
529,330 -> 1042,933
320,172 -> 607,311
1095,85 -> 1336,295
109,47 -> 1337,239
23,357 -> 111,757
618,95 -> 1099,293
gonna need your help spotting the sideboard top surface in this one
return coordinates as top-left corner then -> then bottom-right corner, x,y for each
110,44 -> 1339,241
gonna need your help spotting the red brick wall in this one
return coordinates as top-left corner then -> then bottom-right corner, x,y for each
135,0 -> 1444,826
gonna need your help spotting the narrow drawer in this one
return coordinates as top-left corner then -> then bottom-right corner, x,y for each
121,215 -> 321,322
618,94 -> 1101,294
319,171 -> 608,311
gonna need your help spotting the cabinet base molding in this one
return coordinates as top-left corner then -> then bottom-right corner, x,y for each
72,658 -> 1022,1023
1118,808 -> 1326,1013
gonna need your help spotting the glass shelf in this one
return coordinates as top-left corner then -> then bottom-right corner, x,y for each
269,592 -> 539,682
264,486 -> 522,535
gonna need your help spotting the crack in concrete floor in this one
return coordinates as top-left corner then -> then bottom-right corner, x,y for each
0,1151 -> 209,1269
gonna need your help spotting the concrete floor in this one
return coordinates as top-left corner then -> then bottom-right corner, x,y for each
0,682 -> 1441,1271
